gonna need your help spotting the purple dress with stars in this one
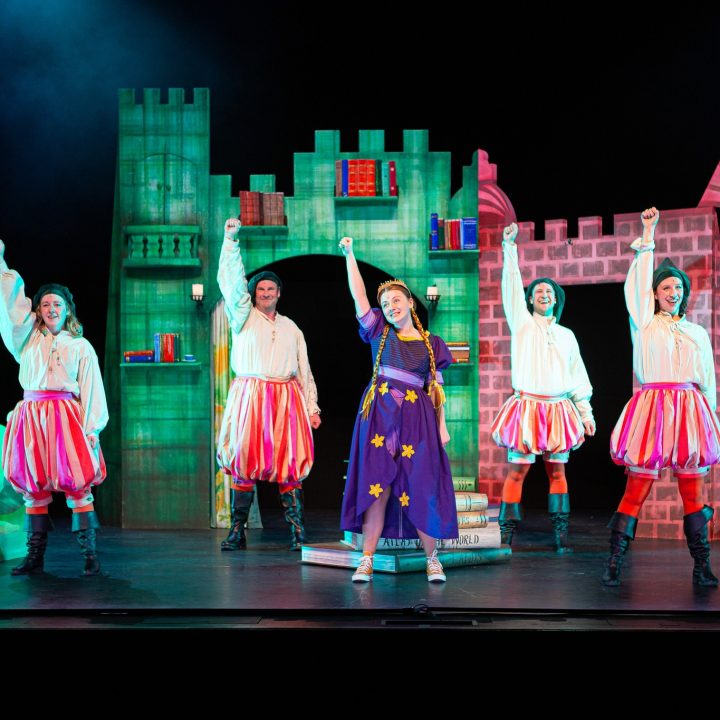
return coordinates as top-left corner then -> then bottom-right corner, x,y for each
340,308 -> 459,540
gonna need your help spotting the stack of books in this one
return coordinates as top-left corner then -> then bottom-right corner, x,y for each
341,479 -> 500,551
429,214 -> 478,250
335,159 -> 398,197
446,341 -> 470,364
301,476 -> 510,574
153,332 -> 181,362
239,191 -> 286,226
123,350 -> 155,363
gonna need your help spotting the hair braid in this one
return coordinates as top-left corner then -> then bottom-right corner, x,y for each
410,307 -> 445,413
361,324 -> 391,420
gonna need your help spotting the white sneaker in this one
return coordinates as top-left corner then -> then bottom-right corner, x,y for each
352,555 -> 374,582
426,550 -> 446,582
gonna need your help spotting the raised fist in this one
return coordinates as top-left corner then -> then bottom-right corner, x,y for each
641,207 -> 659,228
338,237 -> 354,256
224,218 -> 242,241
503,222 -> 519,244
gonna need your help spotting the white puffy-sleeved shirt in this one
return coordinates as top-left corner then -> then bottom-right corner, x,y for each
217,239 -> 320,416
501,241 -> 594,422
0,259 -> 109,436
625,237 -> 717,411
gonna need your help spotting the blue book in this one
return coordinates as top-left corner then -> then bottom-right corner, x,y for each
430,213 -> 439,251
461,217 -> 478,250
341,160 -> 349,197
153,333 -> 161,362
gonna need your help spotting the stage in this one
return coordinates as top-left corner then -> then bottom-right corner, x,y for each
2,510 -> 720,632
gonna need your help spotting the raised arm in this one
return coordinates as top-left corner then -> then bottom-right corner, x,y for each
0,238 -> 37,362
338,237 -> 371,317
625,207 -> 659,331
217,218 -> 252,333
501,223 -> 531,334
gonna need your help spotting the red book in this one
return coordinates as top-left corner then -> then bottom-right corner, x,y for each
161,333 -> 174,363
239,191 -> 251,225
358,161 -> 366,196
348,160 -> 360,196
388,161 -> 398,196
365,160 -> 376,196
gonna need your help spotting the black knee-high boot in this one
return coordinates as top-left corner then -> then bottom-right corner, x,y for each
684,505 -> 719,587
548,493 -> 572,554
72,510 -> 102,576
279,488 -> 306,551
498,502 -> 523,546
12,514 -> 53,576
221,489 -> 255,551
601,512 -> 637,586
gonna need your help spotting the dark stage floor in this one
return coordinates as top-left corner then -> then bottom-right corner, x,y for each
2,509 -> 720,631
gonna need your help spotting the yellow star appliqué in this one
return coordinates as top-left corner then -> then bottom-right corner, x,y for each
370,433 -> 385,448
404,389 -> 418,403
401,444 -> 415,459
379,382 -> 389,395
399,492 -> 410,507
369,483 -> 384,498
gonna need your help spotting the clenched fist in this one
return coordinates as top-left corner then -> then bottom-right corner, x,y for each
224,218 -> 242,241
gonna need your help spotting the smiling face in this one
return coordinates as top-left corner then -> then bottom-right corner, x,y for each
380,287 -> 413,328
530,282 -> 556,317
39,293 -> 68,335
654,276 -> 684,316
254,280 -> 280,315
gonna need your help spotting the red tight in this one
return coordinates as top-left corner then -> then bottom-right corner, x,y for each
617,472 -> 705,517
502,461 -> 568,503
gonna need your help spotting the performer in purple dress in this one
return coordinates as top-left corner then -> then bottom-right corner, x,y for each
338,237 -> 458,583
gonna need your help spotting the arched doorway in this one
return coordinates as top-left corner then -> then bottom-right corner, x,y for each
211,254 -> 430,527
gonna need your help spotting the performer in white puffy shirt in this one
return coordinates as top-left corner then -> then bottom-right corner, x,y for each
491,222 -> 595,552
0,238 -> 108,576
603,207 -> 720,586
216,218 -> 321,551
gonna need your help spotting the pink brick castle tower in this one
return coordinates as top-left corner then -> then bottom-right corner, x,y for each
478,151 -> 720,540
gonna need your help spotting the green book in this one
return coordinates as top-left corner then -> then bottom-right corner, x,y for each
453,476 -> 477,492
301,542 -> 511,573
381,162 -> 390,196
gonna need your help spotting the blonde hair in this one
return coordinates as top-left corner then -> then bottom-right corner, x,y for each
361,284 -> 445,419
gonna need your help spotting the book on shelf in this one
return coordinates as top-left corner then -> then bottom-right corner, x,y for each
123,350 -> 155,363
239,191 -> 261,226
261,192 -> 285,226
430,213 -> 439,251
239,191 -> 285,226
153,333 -> 181,362
461,217 -> 478,250
388,161 -> 398,196
334,159 -> 399,198
381,161 -> 390,196
301,542 -> 510,572
429,215 -> 478,251
446,341 -> 471,364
